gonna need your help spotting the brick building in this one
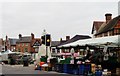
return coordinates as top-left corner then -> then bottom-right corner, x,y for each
4,36 -> 18,51
0,38 -> 5,52
91,13 -> 120,37
16,33 -> 41,53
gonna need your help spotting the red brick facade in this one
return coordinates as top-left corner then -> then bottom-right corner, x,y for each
16,33 -> 41,53
16,43 -> 31,53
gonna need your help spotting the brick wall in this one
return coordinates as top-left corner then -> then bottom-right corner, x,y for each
16,43 -> 31,53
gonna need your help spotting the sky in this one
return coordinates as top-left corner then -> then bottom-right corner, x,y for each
0,0 -> 119,40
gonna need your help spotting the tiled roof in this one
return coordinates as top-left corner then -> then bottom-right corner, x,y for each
58,35 -> 91,46
51,41 -> 61,47
9,38 -> 19,45
17,36 -> 31,43
91,21 -> 104,34
96,15 -> 120,35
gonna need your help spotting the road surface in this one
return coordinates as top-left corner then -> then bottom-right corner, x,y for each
1,64 -> 78,76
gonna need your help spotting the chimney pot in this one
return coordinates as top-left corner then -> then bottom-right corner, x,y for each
105,13 -> 112,23
31,33 -> 34,39
19,34 -> 22,39
6,35 -> 8,40
66,36 -> 70,41
60,38 -> 62,42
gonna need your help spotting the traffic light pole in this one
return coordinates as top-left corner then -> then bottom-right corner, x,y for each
42,29 -> 51,63
45,33 -> 47,63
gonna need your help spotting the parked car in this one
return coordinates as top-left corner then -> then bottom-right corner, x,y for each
16,54 -> 35,64
15,55 -> 23,64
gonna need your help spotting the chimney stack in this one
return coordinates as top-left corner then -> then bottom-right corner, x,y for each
66,36 -> 70,41
6,35 -> 8,41
105,13 -> 112,23
60,38 -> 62,42
5,35 -> 8,51
31,33 -> 34,39
19,34 -> 22,39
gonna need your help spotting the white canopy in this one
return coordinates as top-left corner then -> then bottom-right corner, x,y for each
59,35 -> 120,47
2,50 -> 16,55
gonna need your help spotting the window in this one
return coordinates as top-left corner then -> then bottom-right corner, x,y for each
118,29 -> 120,34
52,48 -> 56,53
114,29 -> 119,35
35,47 -> 39,52
62,49 -> 65,53
18,48 -> 20,52
65,49 -> 69,53
109,31 -> 113,36
24,48 -> 28,52
22,43 -> 24,46
26,43 -> 28,46
57,50 -> 60,53
104,32 -> 108,36
18,44 -> 20,46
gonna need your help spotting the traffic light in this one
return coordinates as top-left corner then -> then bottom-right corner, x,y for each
41,34 -> 51,46
41,35 -> 45,44
46,34 -> 51,46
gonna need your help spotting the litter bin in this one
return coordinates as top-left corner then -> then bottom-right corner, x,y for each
9,57 -> 15,65
23,57 -> 29,67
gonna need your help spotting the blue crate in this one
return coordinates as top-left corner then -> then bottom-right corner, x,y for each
78,64 -> 85,75
95,71 -> 102,76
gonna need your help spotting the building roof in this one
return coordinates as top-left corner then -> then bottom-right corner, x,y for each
51,41 -> 61,47
58,35 -> 91,46
96,15 -> 120,35
91,21 -> 104,34
9,38 -> 19,45
17,36 -> 31,43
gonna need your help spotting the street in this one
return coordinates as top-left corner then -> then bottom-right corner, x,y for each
1,64 -> 78,76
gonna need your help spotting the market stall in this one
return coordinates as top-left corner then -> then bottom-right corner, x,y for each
59,35 -> 120,47
57,35 -> 120,75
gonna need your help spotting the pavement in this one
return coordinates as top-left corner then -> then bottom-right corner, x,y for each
1,64 -> 119,76
1,64 -> 78,76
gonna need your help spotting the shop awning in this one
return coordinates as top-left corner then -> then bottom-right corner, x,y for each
59,35 -> 120,47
